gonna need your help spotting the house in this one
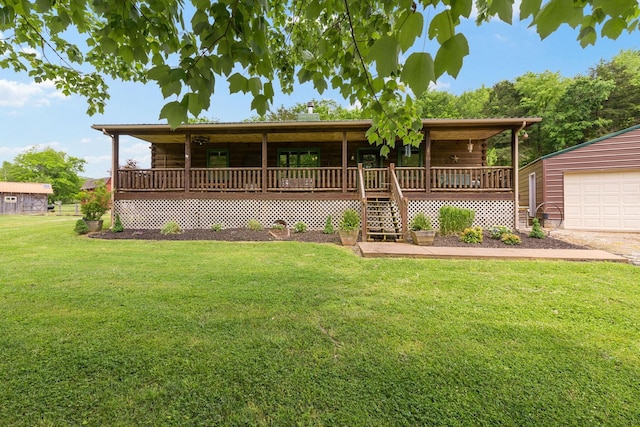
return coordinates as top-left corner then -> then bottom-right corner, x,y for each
0,182 -> 54,215
81,177 -> 112,193
519,124 -> 640,232
93,118 -> 541,240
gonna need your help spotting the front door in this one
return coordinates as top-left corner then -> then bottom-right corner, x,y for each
358,149 -> 381,168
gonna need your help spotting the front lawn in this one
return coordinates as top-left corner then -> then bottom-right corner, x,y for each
1,215 -> 639,425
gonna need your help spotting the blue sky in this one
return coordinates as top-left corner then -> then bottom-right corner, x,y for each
1,14 -> 638,179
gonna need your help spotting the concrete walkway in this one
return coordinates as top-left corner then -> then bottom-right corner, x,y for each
357,242 -> 628,263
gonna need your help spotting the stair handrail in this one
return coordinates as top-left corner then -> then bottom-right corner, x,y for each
357,163 -> 367,241
389,163 -> 408,239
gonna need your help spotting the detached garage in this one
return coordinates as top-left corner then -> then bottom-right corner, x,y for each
519,124 -> 640,232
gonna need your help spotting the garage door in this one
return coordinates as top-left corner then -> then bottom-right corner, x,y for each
564,170 -> 640,231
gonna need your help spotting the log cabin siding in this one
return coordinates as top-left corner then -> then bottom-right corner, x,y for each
519,125 -> 640,226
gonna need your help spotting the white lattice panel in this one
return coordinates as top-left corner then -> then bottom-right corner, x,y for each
408,200 -> 515,229
114,199 -> 360,230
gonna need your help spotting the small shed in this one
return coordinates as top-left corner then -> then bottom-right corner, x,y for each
519,124 -> 640,231
0,182 -> 54,215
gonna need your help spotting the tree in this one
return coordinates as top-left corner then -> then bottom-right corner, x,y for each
251,99 -> 364,122
1,1 -> 638,153
1,147 -> 86,202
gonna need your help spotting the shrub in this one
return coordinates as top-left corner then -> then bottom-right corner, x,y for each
501,233 -> 522,245
323,216 -> 334,234
410,212 -> 433,231
529,218 -> 546,239
339,209 -> 360,231
293,221 -> 307,233
489,225 -> 510,240
161,221 -> 182,235
74,219 -> 89,235
112,214 -> 124,232
460,226 -> 483,244
211,223 -> 223,232
272,223 -> 285,231
439,206 -> 475,236
78,183 -> 110,221
247,219 -> 263,230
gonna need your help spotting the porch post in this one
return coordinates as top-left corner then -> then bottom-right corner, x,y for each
262,133 -> 268,193
184,134 -> 191,193
342,132 -> 348,193
512,126 -> 520,229
424,130 -> 431,193
111,133 -> 119,226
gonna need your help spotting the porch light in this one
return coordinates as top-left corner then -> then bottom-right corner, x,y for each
467,139 -> 474,153
192,135 -> 210,145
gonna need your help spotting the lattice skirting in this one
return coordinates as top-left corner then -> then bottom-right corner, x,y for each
114,199 -> 361,230
408,200 -> 515,229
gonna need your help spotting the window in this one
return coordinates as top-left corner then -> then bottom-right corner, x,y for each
398,145 -> 422,167
207,149 -> 229,168
4,196 -> 17,203
277,149 -> 319,167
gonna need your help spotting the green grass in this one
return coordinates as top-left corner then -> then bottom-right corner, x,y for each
1,215 -> 639,425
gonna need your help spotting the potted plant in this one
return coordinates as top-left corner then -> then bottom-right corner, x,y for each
78,183 -> 111,232
410,212 -> 435,246
338,208 -> 360,246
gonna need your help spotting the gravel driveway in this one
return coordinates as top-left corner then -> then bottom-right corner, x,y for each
549,230 -> 640,265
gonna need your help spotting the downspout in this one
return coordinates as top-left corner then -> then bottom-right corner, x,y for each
513,121 -> 526,230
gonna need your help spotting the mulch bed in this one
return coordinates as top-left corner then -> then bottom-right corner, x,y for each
90,228 -> 586,249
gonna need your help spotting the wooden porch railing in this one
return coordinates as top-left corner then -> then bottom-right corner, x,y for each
115,166 -> 514,192
389,164 -> 408,239
117,169 -> 184,191
357,164 -> 367,242
430,166 -> 513,191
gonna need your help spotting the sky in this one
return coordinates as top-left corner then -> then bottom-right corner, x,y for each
1,12 -> 639,179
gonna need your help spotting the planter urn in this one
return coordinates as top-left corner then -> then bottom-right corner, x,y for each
339,229 -> 359,246
84,219 -> 104,232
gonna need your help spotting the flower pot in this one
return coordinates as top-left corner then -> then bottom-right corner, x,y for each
84,219 -> 104,232
411,230 -> 435,246
339,229 -> 359,246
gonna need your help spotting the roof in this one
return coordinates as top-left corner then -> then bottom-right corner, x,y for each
0,182 -> 54,194
93,118 -> 542,145
81,177 -> 110,190
523,123 -> 640,167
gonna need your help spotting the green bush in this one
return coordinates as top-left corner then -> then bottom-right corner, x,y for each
439,206 -> 475,236
529,218 -> 546,239
161,221 -> 182,235
489,225 -> 510,240
272,223 -> 285,231
78,183 -> 110,221
74,219 -> 89,235
211,223 -> 223,232
501,233 -> 522,245
410,212 -> 433,231
247,219 -> 263,230
323,216 -> 334,234
293,221 -> 307,233
460,226 -> 483,244
339,209 -> 360,231
112,214 -> 124,232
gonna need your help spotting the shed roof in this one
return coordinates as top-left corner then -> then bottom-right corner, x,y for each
0,182 -> 54,194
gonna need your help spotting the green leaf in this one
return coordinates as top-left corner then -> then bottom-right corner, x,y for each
398,12 -> 423,52
535,0 -> 582,39
601,18 -> 627,39
578,25 -> 597,47
428,11 -> 453,44
306,0 -> 322,20
161,81 -> 182,98
401,52 -> 434,97
227,73 -> 248,94
434,33 -> 469,78
248,77 -> 262,96
185,93 -> 203,117
159,101 -> 187,129
367,35 -> 399,77
100,37 -> 118,55
451,0 -> 472,19
251,94 -> 268,116
490,0 -> 513,24
593,0 -> 637,18
520,0 -> 542,20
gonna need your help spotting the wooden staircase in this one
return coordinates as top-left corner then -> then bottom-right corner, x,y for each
365,195 -> 404,242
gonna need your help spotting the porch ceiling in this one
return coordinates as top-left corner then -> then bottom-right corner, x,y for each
93,118 -> 541,144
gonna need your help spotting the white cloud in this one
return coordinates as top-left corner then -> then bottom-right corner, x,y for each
0,79 -> 65,108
